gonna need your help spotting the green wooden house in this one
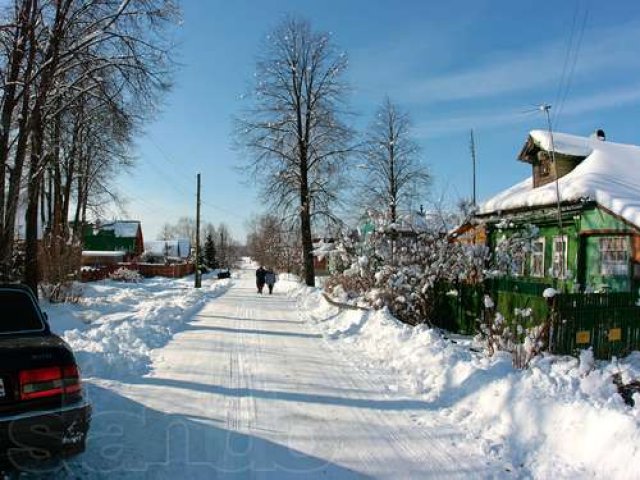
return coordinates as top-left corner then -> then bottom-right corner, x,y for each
83,221 -> 144,260
471,129 -> 640,293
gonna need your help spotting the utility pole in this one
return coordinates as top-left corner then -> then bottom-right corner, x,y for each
541,104 -> 565,283
195,173 -> 202,288
470,129 -> 477,206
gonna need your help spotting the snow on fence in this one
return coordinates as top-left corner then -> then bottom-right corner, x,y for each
434,279 -> 640,360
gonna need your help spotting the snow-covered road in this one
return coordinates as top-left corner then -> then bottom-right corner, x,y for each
65,265 -> 506,479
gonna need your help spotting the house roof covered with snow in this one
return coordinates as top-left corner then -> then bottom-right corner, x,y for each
522,129 -> 594,159
144,239 -> 191,259
100,221 -> 141,238
478,130 -> 640,229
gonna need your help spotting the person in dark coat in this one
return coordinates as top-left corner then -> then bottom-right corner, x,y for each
265,269 -> 276,294
256,266 -> 267,294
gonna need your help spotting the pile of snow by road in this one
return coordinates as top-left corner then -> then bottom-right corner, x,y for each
294,286 -> 640,479
43,274 -> 230,379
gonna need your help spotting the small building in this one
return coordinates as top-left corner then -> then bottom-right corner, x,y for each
143,239 -> 191,263
313,238 -> 335,275
472,129 -> 640,293
83,221 -> 144,261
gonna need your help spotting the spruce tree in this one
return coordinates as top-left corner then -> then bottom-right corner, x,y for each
204,233 -> 217,268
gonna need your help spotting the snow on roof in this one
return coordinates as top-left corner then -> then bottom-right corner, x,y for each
144,239 -> 191,258
82,251 -> 126,257
101,221 -> 140,238
479,131 -> 640,229
529,129 -> 594,157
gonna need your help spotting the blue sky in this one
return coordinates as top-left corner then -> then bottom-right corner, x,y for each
118,0 -> 640,242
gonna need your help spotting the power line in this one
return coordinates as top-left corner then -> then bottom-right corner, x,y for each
553,1 -> 581,114
554,1 -> 590,127
145,135 -> 196,193
144,135 -> 239,217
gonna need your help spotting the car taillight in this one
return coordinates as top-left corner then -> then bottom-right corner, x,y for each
19,365 -> 82,400
62,365 -> 81,394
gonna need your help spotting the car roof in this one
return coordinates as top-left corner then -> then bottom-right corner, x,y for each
0,283 -> 37,296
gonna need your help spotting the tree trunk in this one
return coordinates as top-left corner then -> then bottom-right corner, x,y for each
25,122 -> 43,295
299,153 -> 315,286
0,0 -> 34,276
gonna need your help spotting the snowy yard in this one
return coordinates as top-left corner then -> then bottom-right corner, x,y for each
298,286 -> 640,479
31,264 -> 640,479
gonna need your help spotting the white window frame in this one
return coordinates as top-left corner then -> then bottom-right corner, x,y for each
530,237 -> 545,278
552,235 -> 568,279
599,236 -> 629,276
511,251 -> 526,277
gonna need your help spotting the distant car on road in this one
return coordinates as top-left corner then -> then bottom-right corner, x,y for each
217,269 -> 231,279
0,284 -> 91,471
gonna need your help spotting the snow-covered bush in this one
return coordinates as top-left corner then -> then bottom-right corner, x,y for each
478,294 -> 553,368
491,223 -> 538,277
326,210 -> 489,325
109,267 -> 142,283
324,273 -> 374,303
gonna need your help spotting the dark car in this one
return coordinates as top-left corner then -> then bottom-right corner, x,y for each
217,269 -> 231,279
0,284 -> 91,470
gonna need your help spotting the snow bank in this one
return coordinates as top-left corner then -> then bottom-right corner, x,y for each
295,287 -> 640,479
44,274 -> 230,379
480,130 -> 640,230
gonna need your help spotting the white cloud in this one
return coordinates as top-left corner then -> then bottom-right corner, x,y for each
370,20 -> 640,105
414,83 -> 640,138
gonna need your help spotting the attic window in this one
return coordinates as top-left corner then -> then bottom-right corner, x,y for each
537,151 -> 551,176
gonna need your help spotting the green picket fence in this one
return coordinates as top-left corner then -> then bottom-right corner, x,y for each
433,279 -> 550,335
433,282 -> 482,335
433,280 -> 640,359
552,293 -> 640,359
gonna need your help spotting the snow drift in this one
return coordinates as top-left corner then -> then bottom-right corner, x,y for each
295,286 -> 640,479
44,274 -> 230,379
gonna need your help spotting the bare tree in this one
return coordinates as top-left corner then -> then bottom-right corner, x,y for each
237,17 -> 353,286
359,97 -> 429,223
172,217 -> 197,245
0,0 -> 178,295
246,213 -> 301,275
157,223 -> 173,241
216,222 -> 231,268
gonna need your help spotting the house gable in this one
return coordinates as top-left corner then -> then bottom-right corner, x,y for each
518,135 -> 587,188
480,130 -> 640,232
83,220 -> 143,257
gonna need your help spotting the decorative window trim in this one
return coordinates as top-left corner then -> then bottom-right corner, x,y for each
530,237 -> 545,278
552,235 -> 568,279
599,236 -> 629,277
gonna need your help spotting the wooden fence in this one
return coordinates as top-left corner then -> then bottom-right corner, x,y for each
433,280 -> 640,360
551,293 -> 640,359
80,262 -> 194,281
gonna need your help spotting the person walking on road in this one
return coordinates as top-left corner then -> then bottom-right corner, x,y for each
265,268 -> 276,295
256,266 -> 267,294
